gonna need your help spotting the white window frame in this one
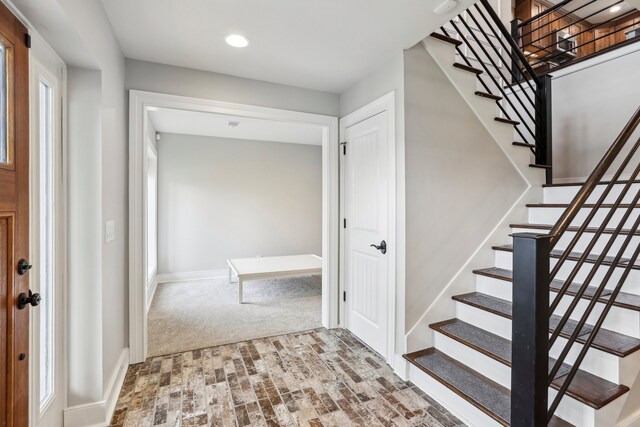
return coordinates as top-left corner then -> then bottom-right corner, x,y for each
28,37 -> 67,427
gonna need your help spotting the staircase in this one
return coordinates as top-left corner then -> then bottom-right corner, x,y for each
402,2 -> 640,426
405,179 -> 640,426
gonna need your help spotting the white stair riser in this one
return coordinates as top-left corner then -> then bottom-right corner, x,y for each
494,250 -> 640,296
456,301 -> 622,383
544,184 -> 640,205
529,206 -> 640,228
476,275 -> 640,338
549,387 -> 597,427
434,332 -> 598,427
511,228 -> 640,260
408,364 -> 503,427
434,332 -> 510,388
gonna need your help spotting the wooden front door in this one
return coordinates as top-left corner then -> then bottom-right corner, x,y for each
0,3 -> 30,426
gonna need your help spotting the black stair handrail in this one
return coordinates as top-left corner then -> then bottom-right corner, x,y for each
432,0 -> 553,182
548,107 -> 640,246
511,106 -> 640,425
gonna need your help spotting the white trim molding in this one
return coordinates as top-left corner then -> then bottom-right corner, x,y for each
63,348 -> 129,427
129,90 -> 339,363
155,269 -> 229,284
339,91 -> 397,369
619,409 -> 640,427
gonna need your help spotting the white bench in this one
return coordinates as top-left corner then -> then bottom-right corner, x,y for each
227,254 -> 322,303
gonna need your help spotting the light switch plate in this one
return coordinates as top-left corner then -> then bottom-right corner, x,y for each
105,220 -> 115,243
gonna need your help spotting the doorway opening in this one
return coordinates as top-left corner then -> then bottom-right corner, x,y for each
129,91 -> 339,363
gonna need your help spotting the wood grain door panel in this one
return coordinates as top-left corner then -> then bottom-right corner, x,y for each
0,2 -> 29,426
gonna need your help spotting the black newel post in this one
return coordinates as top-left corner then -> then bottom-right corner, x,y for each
510,18 -> 523,83
511,233 -> 550,427
535,74 -> 553,184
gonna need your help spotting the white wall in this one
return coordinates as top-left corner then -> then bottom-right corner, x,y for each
339,52 -> 407,356
126,58 -> 340,117
552,47 -> 640,182
157,134 -> 322,274
66,67 -> 103,406
402,43 -> 527,343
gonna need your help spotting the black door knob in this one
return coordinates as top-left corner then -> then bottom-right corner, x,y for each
17,259 -> 32,275
18,290 -> 41,310
370,240 -> 387,254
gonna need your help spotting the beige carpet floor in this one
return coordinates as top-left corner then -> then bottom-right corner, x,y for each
147,275 -> 322,357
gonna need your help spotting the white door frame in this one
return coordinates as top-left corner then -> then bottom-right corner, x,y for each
128,90 -> 340,364
339,91 -> 396,367
28,31 -> 68,426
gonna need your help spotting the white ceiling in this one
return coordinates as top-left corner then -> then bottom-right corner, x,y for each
148,108 -> 323,146
99,0 -> 467,93
546,0 -> 636,24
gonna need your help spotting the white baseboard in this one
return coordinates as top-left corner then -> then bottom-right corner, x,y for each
64,348 -> 129,427
394,354 -> 409,381
156,269 -> 228,284
619,409 -> 640,427
146,276 -> 158,313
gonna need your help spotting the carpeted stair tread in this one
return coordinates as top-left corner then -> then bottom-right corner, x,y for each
472,267 -> 640,312
430,319 -> 629,409
453,292 -> 640,357
403,348 -> 574,426
492,244 -> 639,270
432,318 -> 512,364
407,348 -> 511,424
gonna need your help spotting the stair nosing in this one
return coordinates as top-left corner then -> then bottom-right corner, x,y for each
430,318 -> 629,409
452,62 -> 483,75
474,91 -> 502,101
403,348 -> 510,426
430,32 -> 463,47
494,117 -> 520,126
529,163 -> 552,169
512,141 -> 536,148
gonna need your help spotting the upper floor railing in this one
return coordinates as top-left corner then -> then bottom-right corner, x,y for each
511,0 -> 640,75
432,0 -> 553,182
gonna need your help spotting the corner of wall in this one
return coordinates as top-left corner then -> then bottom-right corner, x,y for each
63,348 -> 129,427
402,41 -> 543,354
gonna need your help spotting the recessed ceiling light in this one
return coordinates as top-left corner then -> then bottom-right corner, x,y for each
609,5 -> 622,12
225,34 -> 249,48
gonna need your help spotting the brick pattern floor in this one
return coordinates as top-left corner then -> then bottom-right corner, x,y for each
110,328 -> 465,427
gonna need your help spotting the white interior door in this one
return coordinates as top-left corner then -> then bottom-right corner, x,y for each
343,111 -> 389,358
30,55 -> 64,427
